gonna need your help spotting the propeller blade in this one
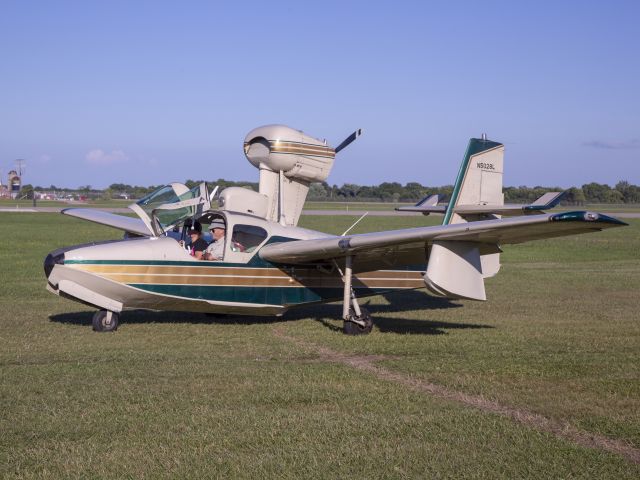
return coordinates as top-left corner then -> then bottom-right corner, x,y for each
334,128 -> 363,154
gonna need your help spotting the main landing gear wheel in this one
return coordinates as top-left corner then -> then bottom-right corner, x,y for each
343,308 -> 373,335
92,310 -> 119,332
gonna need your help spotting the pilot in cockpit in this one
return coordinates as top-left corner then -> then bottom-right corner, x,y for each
203,219 -> 226,261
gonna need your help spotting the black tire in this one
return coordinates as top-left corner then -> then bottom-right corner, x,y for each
343,308 -> 373,335
92,310 -> 119,332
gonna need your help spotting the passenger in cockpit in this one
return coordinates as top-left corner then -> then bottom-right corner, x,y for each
187,228 -> 208,260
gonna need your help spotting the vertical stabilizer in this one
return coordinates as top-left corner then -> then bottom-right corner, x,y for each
443,138 -> 505,226
425,138 -> 505,298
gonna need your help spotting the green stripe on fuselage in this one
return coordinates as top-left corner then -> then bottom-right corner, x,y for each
128,283 -> 405,306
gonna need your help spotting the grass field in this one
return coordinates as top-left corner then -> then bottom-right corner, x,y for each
0,212 -> 638,478
0,198 -> 132,209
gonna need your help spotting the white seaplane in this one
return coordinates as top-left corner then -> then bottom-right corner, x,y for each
44,125 -> 627,333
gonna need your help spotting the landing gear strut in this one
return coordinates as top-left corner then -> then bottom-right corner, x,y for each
341,256 -> 373,335
92,310 -> 119,332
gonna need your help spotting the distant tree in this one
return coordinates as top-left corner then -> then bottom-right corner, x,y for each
606,189 -> 625,203
616,180 -> 640,203
357,185 -> 376,199
109,183 -> 130,192
308,183 -> 328,199
21,184 -> 34,198
565,187 -> 586,206
582,182 -> 610,203
402,182 -> 428,201
338,183 -> 361,198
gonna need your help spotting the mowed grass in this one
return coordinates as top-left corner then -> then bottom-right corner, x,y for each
0,212 -> 639,478
0,198 -> 133,209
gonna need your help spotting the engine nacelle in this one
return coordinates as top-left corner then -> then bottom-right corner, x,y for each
244,124 -> 336,183
240,125 -> 338,227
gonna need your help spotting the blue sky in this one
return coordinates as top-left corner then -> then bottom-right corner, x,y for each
1,1 -> 638,189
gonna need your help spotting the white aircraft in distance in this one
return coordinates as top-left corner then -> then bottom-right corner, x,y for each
44,125 -> 627,334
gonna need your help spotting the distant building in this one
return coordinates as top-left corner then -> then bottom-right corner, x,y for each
7,170 -> 21,199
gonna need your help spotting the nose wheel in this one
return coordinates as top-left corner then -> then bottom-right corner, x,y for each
92,310 -> 119,332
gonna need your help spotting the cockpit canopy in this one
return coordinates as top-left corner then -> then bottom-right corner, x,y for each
129,182 -> 210,236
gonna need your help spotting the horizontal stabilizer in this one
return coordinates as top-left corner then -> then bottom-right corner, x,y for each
396,195 -> 442,215
396,204 -> 446,215
416,194 -> 440,207
525,191 -> 565,211
396,191 -> 567,217
62,208 -> 153,236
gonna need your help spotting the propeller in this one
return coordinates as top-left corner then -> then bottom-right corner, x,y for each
334,128 -> 363,154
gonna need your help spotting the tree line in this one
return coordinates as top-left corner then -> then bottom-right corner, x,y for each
20,179 -> 640,204
306,180 -> 640,204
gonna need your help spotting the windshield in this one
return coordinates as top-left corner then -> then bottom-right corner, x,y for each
132,183 -> 209,234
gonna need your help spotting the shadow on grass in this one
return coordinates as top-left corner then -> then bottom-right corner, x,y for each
288,290 -> 493,335
49,290 -> 493,335
49,310 -> 289,327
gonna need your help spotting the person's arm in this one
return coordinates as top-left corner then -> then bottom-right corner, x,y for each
192,239 -> 207,260
204,251 -> 219,261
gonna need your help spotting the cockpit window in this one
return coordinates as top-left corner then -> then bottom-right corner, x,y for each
232,225 -> 268,253
134,183 -> 207,233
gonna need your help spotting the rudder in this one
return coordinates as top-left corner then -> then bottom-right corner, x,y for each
424,137 -> 505,299
443,138 -> 505,226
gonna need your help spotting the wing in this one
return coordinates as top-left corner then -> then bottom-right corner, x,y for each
259,211 -> 626,269
62,208 -> 153,236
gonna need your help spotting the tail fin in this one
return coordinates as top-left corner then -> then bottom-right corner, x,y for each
424,137 -> 505,300
442,138 -> 505,225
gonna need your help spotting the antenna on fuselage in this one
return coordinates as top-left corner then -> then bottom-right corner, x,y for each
342,211 -> 368,236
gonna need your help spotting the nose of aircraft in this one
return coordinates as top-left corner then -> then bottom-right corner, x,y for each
44,250 -> 65,279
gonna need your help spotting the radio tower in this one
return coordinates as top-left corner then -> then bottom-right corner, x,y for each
16,159 -> 25,177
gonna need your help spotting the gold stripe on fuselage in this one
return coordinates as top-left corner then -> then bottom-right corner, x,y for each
243,140 -> 335,158
68,264 -> 425,290
269,141 -> 335,158
69,264 -> 292,277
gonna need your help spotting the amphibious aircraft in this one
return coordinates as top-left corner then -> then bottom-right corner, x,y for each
44,125 -> 627,334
